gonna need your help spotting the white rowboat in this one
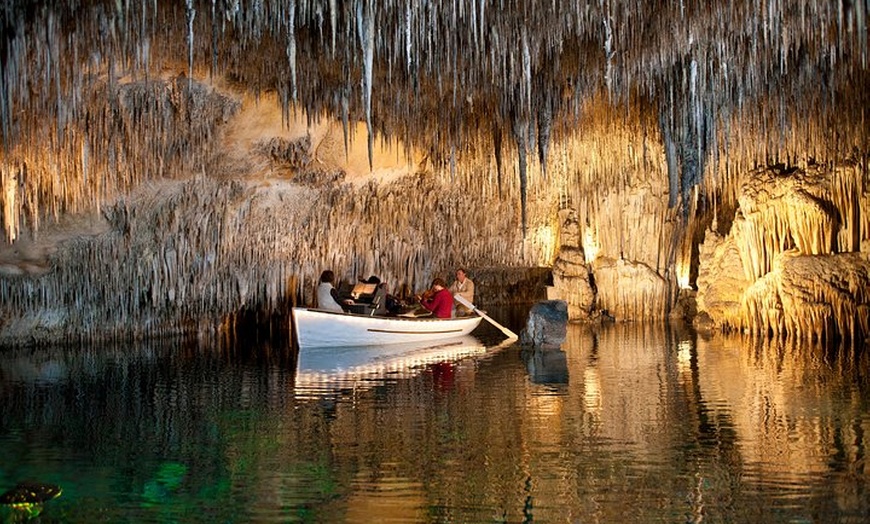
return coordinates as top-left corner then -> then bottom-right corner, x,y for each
292,307 -> 483,348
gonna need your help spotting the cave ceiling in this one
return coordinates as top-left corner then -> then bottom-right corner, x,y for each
0,1 -> 868,202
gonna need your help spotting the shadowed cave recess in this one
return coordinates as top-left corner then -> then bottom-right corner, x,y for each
0,0 -> 867,346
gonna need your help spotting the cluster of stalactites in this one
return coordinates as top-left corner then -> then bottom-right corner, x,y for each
0,167 -> 552,344
729,160 -> 870,342
0,67 -> 239,242
732,164 -> 865,282
740,252 -> 870,343
1,1 -> 868,224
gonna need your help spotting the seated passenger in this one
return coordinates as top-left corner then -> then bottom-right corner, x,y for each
418,277 -> 453,319
316,270 -> 344,312
345,275 -> 389,315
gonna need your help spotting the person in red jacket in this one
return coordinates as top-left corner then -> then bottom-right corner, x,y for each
418,277 -> 454,318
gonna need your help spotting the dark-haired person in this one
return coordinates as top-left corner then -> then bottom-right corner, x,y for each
316,270 -> 344,312
448,268 -> 475,315
419,277 -> 454,318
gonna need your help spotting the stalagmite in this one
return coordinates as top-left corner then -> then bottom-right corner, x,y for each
550,210 -> 595,320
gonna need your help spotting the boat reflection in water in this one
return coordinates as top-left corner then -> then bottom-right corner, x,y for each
294,335 -> 513,395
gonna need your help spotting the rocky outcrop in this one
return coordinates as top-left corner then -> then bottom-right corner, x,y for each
593,257 -> 670,320
695,163 -> 870,341
550,210 -> 595,320
741,251 -> 870,342
695,230 -> 751,330
520,300 -> 569,348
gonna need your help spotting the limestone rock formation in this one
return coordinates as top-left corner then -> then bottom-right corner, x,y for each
550,210 -> 595,320
695,230 -> 752,330
520,300 -> 569,348
0,2 -> 867,344
695,163 -> 870,341
552,247 -> 595,320
593,257 -> 670,321
741,251 -> 870,342
0,78 -> 550,346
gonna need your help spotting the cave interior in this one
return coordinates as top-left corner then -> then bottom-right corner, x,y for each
0,0 -> 868,345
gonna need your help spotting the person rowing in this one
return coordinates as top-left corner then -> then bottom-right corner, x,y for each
448,268 -> 475,316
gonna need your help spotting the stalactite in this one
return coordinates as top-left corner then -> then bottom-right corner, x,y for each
286,0 -> 297,102
0,130 -> 542,344
512,112 -> 529,238
659,107 -> 680,208
2,0 -> 866,234
537,93 -> 552,181
356,0 -> 375,171
740,251 -> 870,342
185,0 -> 196,89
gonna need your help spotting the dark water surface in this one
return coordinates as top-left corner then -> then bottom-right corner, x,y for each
1,316 -> 868,523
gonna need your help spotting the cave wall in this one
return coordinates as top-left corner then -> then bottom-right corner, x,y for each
696,163 -> 870,342
0,69 -> 867,345
0,77 -> 555,345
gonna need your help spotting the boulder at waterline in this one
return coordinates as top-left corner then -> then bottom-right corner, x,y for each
520,300 -> 569,348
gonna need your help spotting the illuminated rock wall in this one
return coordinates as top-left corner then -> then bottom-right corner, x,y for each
696,164 -> 870,341
0,2 -> 868,343
0,78 -> 551,345
550,210 -> 595,320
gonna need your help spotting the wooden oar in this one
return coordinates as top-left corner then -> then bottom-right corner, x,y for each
453,294 -> 518,340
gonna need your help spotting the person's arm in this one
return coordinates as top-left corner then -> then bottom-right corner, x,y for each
432,291 -> 453,316
421,295 -> 434,311
460,280 -> 475,302
418,287 -> 434,307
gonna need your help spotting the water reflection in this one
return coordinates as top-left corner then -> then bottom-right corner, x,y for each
295,335 -> 501,392
0,323 -> 867,522
520,347 -> 569,386
694,334 -> 870,517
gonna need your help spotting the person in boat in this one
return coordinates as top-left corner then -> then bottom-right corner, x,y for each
316,270 -> 345,312
361,276 -> 407,315
448,267 -> 475,316
418,277 -> 454,318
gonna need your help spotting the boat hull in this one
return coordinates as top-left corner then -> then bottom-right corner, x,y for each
292,307 -> 483,348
